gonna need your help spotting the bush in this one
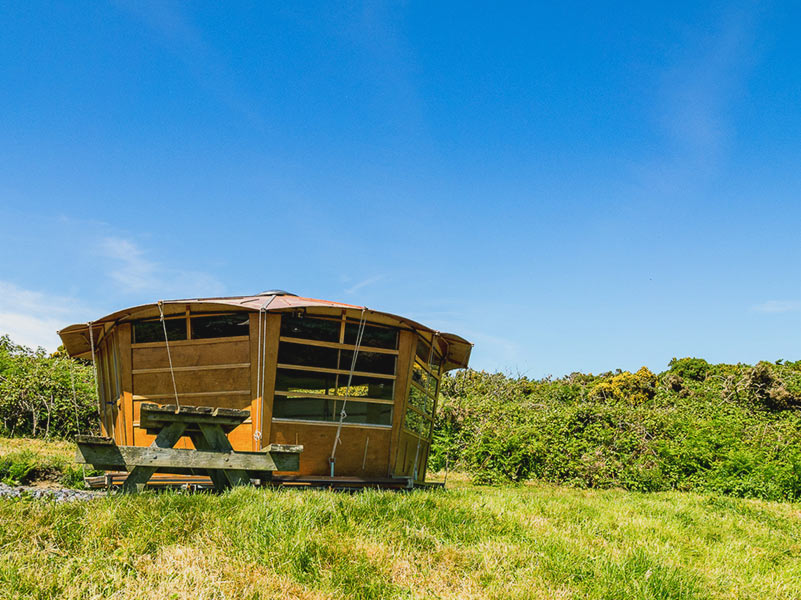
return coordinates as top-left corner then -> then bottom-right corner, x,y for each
0,335 -> 97,439
433,360 -> 801,501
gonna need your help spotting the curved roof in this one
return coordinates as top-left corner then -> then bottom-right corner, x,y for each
58,293 -> 472,372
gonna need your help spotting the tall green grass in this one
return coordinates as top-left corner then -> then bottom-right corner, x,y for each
1,482 -> 799,599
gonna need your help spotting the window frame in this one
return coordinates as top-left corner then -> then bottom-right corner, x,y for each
272,313 -> 400,428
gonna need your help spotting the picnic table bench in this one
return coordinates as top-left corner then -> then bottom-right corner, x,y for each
75,403 -> 302,493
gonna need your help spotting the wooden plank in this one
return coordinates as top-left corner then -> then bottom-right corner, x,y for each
133,391 -> 251,400
278,336 -> 399,355
258,313 -> 281,450
76,442 -> 301,472
132,339 -> 249,369
198,423 -> 250,486
139,403 -> 249,430
118,323 -> 134,446
132,363 -> 250,375
249,312 -> 260,451
76,435 -> 115,445
273,390 -> 394,405
141,403 -> 250,419
275,363 -> 396,380
133,368 -> 250,396
131,335 -> 250,349
271,418 -> 391,430
390,329 -> 415,477
270,421 -> 390,477
122,421 -> 187,492
188,431 -> 232,490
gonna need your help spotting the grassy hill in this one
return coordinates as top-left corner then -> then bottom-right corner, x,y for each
0,465 -> 799,599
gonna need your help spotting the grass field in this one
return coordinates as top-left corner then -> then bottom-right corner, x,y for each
0,436 -> 89,487
1,460 -> 800,599
1,437 -> 799,599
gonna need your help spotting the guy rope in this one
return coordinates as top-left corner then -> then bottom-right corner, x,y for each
253,295 -> 276,450
157,301 -> 181,409
88,321 -> 103,429
329,307 -> 367,476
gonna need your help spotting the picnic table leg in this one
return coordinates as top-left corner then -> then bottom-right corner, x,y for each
198,424 -> 251,487
187,431 -> 233,491
122,422 -> 187,493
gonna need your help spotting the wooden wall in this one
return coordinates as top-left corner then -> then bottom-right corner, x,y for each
129,335 -> 252,450
270,422 -> 391,478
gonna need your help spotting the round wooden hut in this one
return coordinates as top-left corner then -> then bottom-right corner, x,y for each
58,291 -> 472,485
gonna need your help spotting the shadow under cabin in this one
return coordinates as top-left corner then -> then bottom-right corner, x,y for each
58,291 -> 472,489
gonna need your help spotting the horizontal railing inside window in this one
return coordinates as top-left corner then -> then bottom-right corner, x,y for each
406,403 -> 434,420
273,390 -> 393,405
278,336 -> 399,355
275,363 -> 396,380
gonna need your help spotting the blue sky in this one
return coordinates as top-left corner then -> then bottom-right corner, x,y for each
0,1 -> 799,376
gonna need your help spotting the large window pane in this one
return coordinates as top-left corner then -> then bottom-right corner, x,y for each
412,362 -> 429,390
332,375 -> 393,400
344,322 -> 397,349
408,385 -> 432,416
273,397 -> 337,421
191,314 -> 249,339
278,342 -> 339,369
280,315 -> 340,342
273,397 -> 391,426
339,350 -> 396,375
133,318 -> 186,343
404,409 -> 431,438
417,338 -> 442,375
275,368 -> 336,395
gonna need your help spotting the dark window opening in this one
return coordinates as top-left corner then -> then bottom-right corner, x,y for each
273,397 -> 392,426
339,350 -> 396,375
280,315 -> 340,342
275,368 -> 337,396
278,342 -> 339,369
191,314 -> 250,339
133,318 -> 186,343
344,322 -> 397,349
332,375 -> 394,400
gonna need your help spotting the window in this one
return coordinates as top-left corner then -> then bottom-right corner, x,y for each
133,318 -> 186,343
191,314 -> 249,339
274,314 -> 399,427
345,321 -> 398,349
273,397 -> 392,426
133,312 -> 249,343
404,409 -> 431,438
278,342 -> 339,369
280,314 -> 340,342
404,335 -> 443,439
339,349 -> 396,375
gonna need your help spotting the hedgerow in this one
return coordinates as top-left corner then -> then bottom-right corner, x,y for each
0,335 -> 97,438
431,360 -> 801,501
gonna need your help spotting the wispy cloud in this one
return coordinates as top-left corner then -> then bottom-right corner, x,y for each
98,237 -> 225,298
631,6 -> 759,194
0,281 -> 88,351
752,300 -> 801,314
115,0 -> 265,127
344,274 -> 386,295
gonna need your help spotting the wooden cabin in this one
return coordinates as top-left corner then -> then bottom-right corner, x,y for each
58,292 -> 472,484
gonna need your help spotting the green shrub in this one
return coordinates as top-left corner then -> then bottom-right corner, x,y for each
433,362 -> 801,501
0,335 -> 97,439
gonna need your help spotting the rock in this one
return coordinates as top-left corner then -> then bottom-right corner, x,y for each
0,482 -> 102,502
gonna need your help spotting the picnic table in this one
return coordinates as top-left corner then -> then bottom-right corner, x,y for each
75,403 -> 302,493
